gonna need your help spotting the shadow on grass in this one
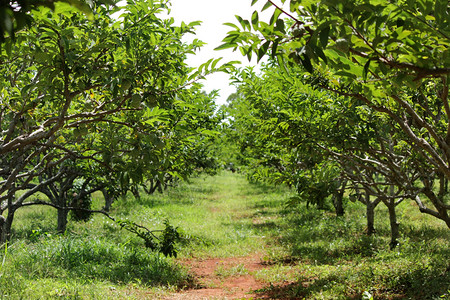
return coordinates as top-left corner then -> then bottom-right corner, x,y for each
395,262 -> 450,299
252,202 -> 450,299
251,221 -> 278,230
244,180 -> 290,196
254,261 -> 449,300
277,210 -> 450,263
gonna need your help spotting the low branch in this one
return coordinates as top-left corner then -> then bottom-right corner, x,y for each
20,200 -> 163,241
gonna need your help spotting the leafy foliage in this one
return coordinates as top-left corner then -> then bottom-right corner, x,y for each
223,64 -> 346,212
0,0 -> 235,242
116,219 -> 180,257
69,179 -> 92,222
0,0 -> 109,43
219,0 -> 450,228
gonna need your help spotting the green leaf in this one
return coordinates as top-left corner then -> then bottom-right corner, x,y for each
363,59 -> 371,81
275,19 -> 285,34
0,10 -> 13,36
270,9 -> 282,26
271,39 -> 279,58
188,20 -> 202,27
262,1 -> 272,11
62,0 -> 94,20
251,11 -> 259,30
201,129 -> 219,137
223,22 -> 240,31
319,26 -> 330,48
313,44 -> 327,63
235,15 -> 250,30
210,57 -> 222,69
214,43 -> 236,51
4,39 -> 11,57
277,55 -> 289,74
300,54 -> 313,73
257,41 -> 270,62
290,0 -> 301,11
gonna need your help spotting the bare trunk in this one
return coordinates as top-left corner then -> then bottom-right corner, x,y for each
102,188 -> 115,212
357,188 -> 377,235
386,201 -> 400,249
131,186 -> 140,200
387,181 -> 400,249
57,207 -> 68,234
366,199 -> 376,235
157,180 -> 163,193
333,180 -> 347,217
1,187 -> 17,243
56,194 -> 68,234
0,207 -> 16,243
0,214 -> 7,244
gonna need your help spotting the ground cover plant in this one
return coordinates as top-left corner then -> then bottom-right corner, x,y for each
0,172 -> 448,299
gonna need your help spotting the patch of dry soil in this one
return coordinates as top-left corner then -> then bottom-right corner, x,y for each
165,254 -> 270,300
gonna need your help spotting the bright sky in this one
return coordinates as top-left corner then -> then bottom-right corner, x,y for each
167,0 -> 278,106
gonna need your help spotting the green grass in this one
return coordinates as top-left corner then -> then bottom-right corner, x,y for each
0,171 -> 449,299
251,199 -> 450,299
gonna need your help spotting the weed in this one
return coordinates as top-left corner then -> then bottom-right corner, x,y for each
214,263 -> 248,278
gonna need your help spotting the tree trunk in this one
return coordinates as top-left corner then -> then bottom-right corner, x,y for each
56,194 -> 68,234
157,180 -> 163,193
366,200 -> 376,235
0,214 -> 7,244
131,186 -> 141,200
57,207 -> 68,234
1,187 -> 17,243
333,180 -> 347,217
386,200 -> 400,249
102,188 -> 115,212
0,207 -> 16,243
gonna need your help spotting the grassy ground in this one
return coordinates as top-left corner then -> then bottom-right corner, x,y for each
0,171 -> 449,299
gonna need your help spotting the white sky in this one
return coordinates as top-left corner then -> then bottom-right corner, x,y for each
167,0 -> 279,106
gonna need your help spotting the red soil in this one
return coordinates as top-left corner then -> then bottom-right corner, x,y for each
165,254 -> 271,299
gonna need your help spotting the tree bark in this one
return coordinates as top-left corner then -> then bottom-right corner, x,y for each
102,188 -> 115,212
366,199 -> 376,235
0,214 -> 6,244
333,180 -> 347,217
0,206 -> 17,243
56,193 -> 68,234
386,200 -> 400,249
57,207 -> 68,234
131,186 -> 141,200
0,186 -> 17,243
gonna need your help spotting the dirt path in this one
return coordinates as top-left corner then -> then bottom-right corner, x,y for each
165,254 -> 271,299
159,173 -> 298,300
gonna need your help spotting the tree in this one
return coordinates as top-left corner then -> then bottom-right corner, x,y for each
224,65 -> 347,214
218,0 -> 450,228
0,0 -> 233,242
